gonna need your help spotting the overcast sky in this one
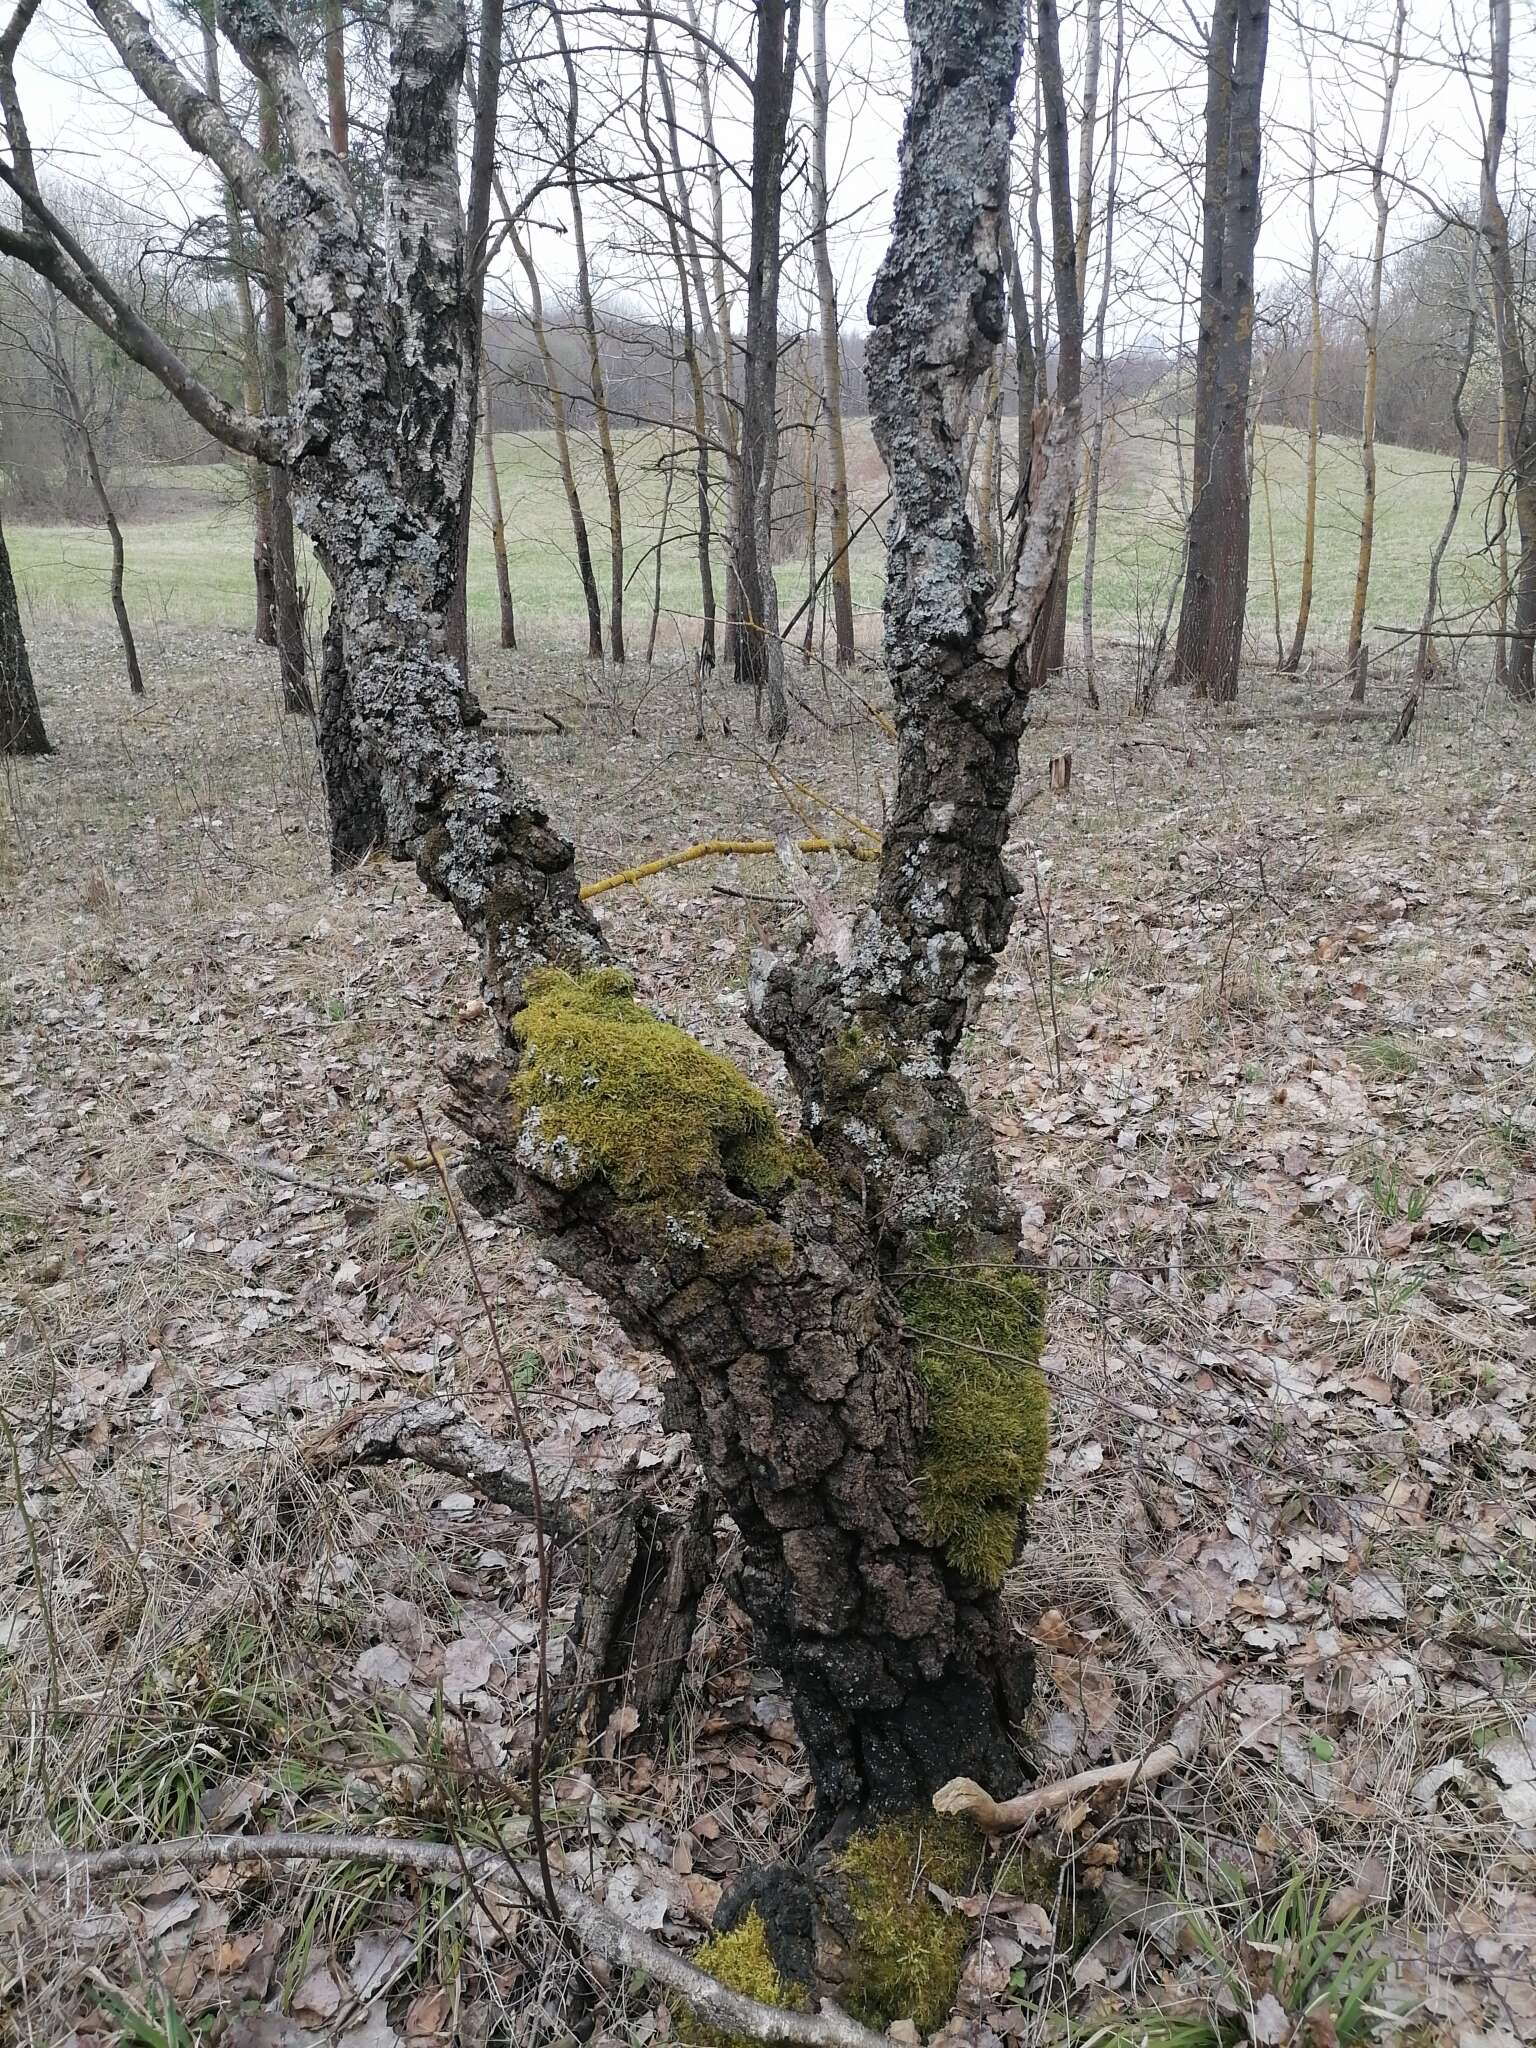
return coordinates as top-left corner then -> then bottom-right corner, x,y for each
7,0 -> 1526,352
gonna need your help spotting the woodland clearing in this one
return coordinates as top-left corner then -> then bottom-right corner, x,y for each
2,619 -> 1535,2047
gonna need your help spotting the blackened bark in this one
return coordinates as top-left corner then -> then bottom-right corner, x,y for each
317,601 -> 383,868
1172,0 -> 1268,705
731,0 -> 800,739
0,506 -> 48,755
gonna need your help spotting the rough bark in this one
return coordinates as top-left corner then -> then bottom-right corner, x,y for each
0,505 -> 48,756
317,601 -> 383,869
731,0 -> 800,739
1171,0 -> 1269,705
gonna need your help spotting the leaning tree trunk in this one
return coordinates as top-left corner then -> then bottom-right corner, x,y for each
0,506 -> 48,756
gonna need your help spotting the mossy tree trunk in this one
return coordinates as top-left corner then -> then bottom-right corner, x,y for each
1,0 -> 1076,2016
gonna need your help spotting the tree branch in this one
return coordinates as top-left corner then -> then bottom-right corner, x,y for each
84,0 -> 279,227
0,164 -> 285,462
0,1833 -> 888,2048
217,0 -> 337,182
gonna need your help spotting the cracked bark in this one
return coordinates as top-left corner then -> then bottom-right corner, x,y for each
10,0 -> 1073,1860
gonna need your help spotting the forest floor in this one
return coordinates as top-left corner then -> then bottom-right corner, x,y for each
2,622 -> 1534,2048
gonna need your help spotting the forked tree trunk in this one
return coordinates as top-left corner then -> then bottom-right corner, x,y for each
2,0 -> 1070,2019
0,506 -> 48,756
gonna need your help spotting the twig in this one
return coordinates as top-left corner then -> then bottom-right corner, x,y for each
184,1135 -> 380,1209
580,835 -> 878,902
419,1112 -> 559,1923
0,1833 -> 887,2048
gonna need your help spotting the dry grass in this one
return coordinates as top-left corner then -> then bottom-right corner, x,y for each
2,622 -> 1535,2043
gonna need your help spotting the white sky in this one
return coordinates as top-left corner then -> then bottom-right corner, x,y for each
7,0 -> 1530,354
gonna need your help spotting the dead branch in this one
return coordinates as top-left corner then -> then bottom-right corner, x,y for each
580,834 -> 879,901
934,1542 -> 1221,1836
0,1833 -> 888,2048
184,1134 -> 380,1209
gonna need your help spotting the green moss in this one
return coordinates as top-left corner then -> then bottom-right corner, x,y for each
901,1243 -> 1050,1589
508,968 -> 797,1201
839,1815 -> 982,2034
681,1908 -> 807,2047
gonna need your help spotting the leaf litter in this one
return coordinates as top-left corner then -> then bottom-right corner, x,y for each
1,626 -> 1534,2043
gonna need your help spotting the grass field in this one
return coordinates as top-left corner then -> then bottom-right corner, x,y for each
2,410 -> 1503,672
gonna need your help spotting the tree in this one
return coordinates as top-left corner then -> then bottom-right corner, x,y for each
1479,0 -> 1536,701
1280,43 -> 1325,675
1171,0 -> 1270,704
808,0 -> 855,671
0,502 -> 47,755
1025,0 -> 1082,693
0,0 -> 1073,2012
1344,0 -> 1406,667
40,289 -> 144,696
730,0 -> 800,739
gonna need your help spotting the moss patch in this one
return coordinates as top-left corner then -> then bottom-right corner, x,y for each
681,1907 -> 807,2047
901,1243 -> 1049,1589
508,968 -> 797,1200
838,1814 -> 982,2034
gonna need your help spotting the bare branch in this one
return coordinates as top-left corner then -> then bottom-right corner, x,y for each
0,163 -> 285,461
217,0 -> 337,181
84,0 -> 279,227
0,1833 -> 889,2048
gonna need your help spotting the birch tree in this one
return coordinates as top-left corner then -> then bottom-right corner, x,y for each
0,0 -> 1078,2016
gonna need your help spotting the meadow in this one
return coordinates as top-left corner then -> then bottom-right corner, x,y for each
2,409 -> 1503,676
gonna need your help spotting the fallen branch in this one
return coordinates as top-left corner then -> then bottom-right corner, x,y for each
310,1398 -> 712,1730
933,1714 -> 1202,1833
580,835 -> 878,902
184,1135 -> 380,1210
0,1833 -> 887,2048
935,1541 -> 1222,1836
